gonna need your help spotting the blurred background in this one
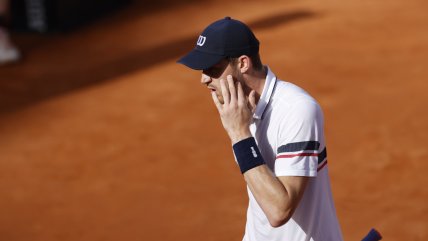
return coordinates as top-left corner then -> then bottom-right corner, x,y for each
0,0 -> 427,240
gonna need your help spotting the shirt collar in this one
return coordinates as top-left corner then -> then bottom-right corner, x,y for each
253,66 -> 277,120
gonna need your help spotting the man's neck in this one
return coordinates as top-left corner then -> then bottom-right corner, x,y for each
245,66 -> 268,103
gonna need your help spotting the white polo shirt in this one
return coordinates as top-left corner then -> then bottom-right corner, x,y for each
242,66 -> 343,241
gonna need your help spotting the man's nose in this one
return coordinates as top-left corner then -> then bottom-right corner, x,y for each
201,74 -> 211,84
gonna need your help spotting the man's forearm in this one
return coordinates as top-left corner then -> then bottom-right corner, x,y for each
243,162 -> 294,227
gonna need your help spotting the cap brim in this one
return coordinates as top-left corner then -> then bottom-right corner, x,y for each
177,49 -> 224,70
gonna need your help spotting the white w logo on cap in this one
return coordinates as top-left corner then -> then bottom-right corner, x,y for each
197,35 -> 206,46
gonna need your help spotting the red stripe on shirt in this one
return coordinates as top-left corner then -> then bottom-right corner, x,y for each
317,160 -> 328,172
277,153 -> 318,159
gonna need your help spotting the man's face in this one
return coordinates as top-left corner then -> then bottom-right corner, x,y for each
201,58 -> 242,104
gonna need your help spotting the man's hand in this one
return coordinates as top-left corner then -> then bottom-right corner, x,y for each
211,75 -> 257,144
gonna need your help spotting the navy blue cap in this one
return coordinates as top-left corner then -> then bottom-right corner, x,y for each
178,17 -> 259,70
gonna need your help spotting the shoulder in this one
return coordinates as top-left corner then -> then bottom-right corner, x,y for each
271,80 -> 322,118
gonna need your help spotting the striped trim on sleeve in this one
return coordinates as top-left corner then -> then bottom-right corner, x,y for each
276,141 -> 328,172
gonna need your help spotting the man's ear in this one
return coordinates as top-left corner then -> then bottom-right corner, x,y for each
238,55 -> 251,74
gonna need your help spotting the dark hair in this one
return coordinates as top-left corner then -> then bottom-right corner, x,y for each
228,53 -> 263,72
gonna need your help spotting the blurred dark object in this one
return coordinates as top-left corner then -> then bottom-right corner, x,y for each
10,0 -> 131,32
362,228 -> 382,241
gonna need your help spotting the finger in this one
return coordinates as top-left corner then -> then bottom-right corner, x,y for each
211,91 -> 222,111
227,75 -> 237,104
249,90 -> 257,112
237,81 -> 245,105
220,78 -> 230,104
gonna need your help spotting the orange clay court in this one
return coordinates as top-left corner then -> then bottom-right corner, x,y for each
0,0 -> 427,240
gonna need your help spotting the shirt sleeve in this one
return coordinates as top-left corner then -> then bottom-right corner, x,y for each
274,99 -> 324,177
